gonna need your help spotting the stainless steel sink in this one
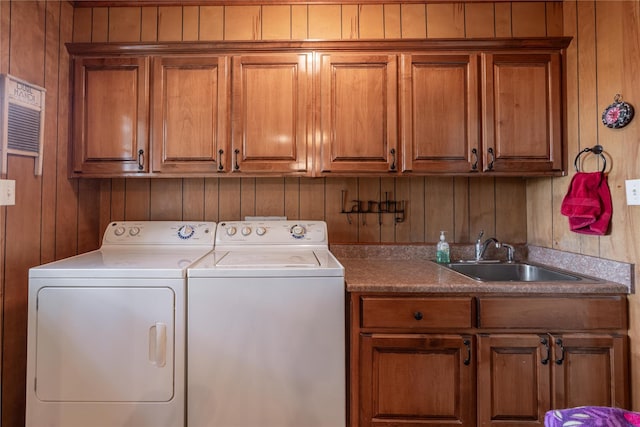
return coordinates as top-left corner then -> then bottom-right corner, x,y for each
442,261 -> 598,282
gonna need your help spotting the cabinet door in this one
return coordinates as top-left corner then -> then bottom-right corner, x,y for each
482,53 -> 563,173
317,53 -> 398,173
151,55 -> 228,173
230,54 -> 311,174
72,56 -> 149,175
400,54 -> 480,173
477,334 -> 551,427
551,334 -> 629,410
359,333 -> 474,427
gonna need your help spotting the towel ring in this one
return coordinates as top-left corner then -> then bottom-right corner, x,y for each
574,145 -> 606,173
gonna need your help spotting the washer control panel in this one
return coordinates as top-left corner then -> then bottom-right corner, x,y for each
102,221 -> 215,246
216,221 -> 327,246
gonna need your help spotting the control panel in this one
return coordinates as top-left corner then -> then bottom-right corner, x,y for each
216,221 -> 328,246
102,221 -> 216,246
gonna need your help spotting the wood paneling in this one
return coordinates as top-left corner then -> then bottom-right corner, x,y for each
92,7 -> 109,41
308,5 -> 341,39
401,4 -> 426,38
109,7 -> 141,41
199,5 -> 223,40
262,5 -> 291,40
427,3 -> 465,38
141,6 -> 158,40
359,4 -> 384,39
224,5 -> 260,40
158,6 -> 183,40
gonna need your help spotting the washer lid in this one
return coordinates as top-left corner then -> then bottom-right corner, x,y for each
215,250 -> 320,268
188,249 -> 345,278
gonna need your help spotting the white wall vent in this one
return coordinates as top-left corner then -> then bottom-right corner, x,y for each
0,74 -> 46,175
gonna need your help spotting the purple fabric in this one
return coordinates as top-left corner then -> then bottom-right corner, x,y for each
545,406 -> 640,427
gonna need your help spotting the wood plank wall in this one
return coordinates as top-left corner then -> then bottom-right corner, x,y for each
527,0 -> 640,411
0,2 -> 76,426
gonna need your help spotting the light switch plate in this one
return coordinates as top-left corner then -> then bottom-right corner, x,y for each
0,179 -> 15,206
625,179 -> 640,206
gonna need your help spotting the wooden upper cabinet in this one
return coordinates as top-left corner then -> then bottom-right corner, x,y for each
482,52 -> 563,173
230,54 -> 311,174
67,38 -> 570,177
317,53 -> 398,174
151,56 -> 229,174
400,53 -> 480,173
71,56 -> 149,175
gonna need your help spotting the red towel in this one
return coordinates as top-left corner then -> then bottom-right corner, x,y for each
561,172 -> 612,235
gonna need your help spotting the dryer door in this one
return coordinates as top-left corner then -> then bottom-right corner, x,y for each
34,286 -> 175,402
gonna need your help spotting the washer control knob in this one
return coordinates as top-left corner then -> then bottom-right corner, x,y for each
114,226 -> 126,236
226,226 -> 237,236
129,227 -> 141,236
256,226 -> 267,236
178,225 -> 195,239
291,225 -> 306,239
241,226 -> 252,236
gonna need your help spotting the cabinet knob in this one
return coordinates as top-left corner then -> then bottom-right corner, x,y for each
413,311 -> 423,321
390,148 -> 396,171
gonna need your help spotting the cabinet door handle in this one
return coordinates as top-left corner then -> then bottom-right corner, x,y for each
137,149 -> 144,171
541,337 -> 550,365
218,149 -> 224,171
390,148 -> 396,171
234,149 -> 240,171
471,148 -> 479,171
555,338 -> 565,365
463,339 -> 471,366
486,147 -> 495,170
413,311 -> 423,321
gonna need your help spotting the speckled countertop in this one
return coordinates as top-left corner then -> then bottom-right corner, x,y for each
330,244 -> 632,295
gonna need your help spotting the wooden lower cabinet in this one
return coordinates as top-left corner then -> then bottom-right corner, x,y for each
477,333 -> 628,427
359,333 -> 475,426
350,294 -> 629,427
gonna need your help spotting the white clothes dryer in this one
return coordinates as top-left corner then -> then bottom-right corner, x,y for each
26,221 -> 215,427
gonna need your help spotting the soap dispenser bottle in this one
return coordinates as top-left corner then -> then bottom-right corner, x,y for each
436,231 -> 450,263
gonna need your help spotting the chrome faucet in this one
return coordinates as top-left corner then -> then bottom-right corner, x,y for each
475,230 -> 499,261
497,243 -> 516,263
474,230 -> 516,262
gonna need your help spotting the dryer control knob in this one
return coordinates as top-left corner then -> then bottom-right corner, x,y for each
291,225 -> 306,239
226,226 -> 237,236
114,226 -> 126,236
241,226 -> 252,236
178,225 -> 195,239
256,226 -> 267,236
129,227 -> 141,236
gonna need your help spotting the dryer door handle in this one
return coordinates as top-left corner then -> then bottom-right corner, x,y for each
149,322 -> 167,367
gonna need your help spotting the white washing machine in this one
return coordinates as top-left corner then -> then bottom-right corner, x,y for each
187,220 -> 346,427
26,221 -> 215,427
